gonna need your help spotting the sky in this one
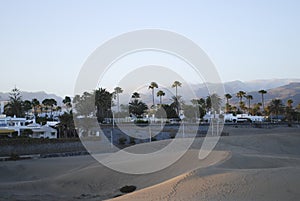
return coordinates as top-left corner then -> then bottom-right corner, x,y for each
0,0 -> 300,97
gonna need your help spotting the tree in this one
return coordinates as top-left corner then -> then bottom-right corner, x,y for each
155,104 -> 178,119
191,98 -> 206,119
225,94 -> 232,113
205,96 -> 212,113
148,82 -> 158,107
95,88 -> 113,123
287,99 -> 293,108
58,111 -> 77,138
172,81 -> 182,98
4,87 -> 24,117
252,103 -> 262,116
258,90 -> 267,114
73,92 -> 95,117
245,95 -> 253,114
31,98 -> 40,117
268,99 -> 284,119
236,91 -> 246,102
42,98 -> 57,119
63,96 -> 72,112
170,95 -> 183,115
236,91 -> 246,112
286,99 -> 294,123
23,100 -> 32,117
210,93 -> 222,113
129,99 -> 148,117
114,87 -> 123,113
156,90 -> 165,105
131,92 -> 140,99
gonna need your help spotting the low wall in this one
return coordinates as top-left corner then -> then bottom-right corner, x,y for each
0,139 -> 86,157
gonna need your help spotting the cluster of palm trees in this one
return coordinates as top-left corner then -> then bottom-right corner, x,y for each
224,90 -> 268,115
224,89 -> 300,122
125,81 -> 183,118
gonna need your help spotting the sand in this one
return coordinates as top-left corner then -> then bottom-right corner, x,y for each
0,126 -> 300,201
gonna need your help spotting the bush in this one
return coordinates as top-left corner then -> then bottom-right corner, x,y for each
129,137 -> 135,145
9,152 -> 20,161
118,137 -> 127,145
120,185 -> 137,193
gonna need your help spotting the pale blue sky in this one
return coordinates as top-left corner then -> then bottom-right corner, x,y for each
0,0 -> 299,97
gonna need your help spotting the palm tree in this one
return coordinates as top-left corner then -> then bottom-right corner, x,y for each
225,94 -> 232,113
170,95 -> 183,116
245,95 -> 253,114
63,96 -> 72,113
129,99 -> 148,118
31,98 -> 40,117
114,87 -> 123,113
286,99 -> 294,123
148,82 -> 158,107
172,81 -> 182,98
269,99 -> 284,119
131,92 -> 140,100
236,91 -> 246,103
236,91 -> 246,112
258,89 -> 267,113
156,90 -> 165,105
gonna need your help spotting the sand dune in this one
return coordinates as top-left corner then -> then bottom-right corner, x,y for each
0,127 -> 300,201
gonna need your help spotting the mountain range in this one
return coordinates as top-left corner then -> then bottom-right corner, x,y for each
1,78 -> 300,107
0,91 -> 63,105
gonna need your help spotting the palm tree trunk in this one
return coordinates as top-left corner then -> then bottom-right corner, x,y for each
262,94 -> 265,113
117,94 -> 120,113
152,89 -> 155,106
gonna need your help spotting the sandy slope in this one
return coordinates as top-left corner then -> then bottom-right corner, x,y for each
0,127 -> 300,201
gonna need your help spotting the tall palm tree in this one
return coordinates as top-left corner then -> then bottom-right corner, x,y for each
245,95 -> 253,114
114,87 -> 123,113
148,82 -> 158,107
236,91 -> 246,103
156,90 -> 165,105
258,89 -> 267,113
236,91 -> 246,112
172,81 -> 182,98
225,94 -> 232,113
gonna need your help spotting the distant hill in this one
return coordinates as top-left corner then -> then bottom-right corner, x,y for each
0,91 -> 63,105
123,79 -> 300,106
224,82 -> 300,106
1,79 -> 299,107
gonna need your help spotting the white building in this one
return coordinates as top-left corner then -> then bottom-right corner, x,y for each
0,115 -> 57,138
